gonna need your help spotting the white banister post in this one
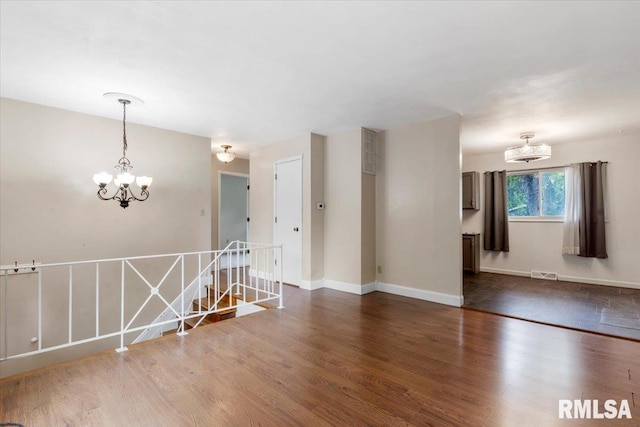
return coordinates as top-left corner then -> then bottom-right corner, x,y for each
116,260 -> 128,353
95,263 -> 100,338
177,255 -> 188,336
38,269 -> 42,351
278,245 -> 284,309
3,269 -> 8,360
68,265 -> 73,343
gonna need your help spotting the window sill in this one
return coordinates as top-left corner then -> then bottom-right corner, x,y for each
508,217 -> 564,223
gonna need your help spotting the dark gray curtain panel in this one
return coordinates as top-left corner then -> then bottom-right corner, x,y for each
484,170 -> 509,251
579,162 -> 608,258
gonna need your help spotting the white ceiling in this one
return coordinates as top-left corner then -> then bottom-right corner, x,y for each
1,1 -> 639,158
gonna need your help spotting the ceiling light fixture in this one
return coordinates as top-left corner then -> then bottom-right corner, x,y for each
216,145 -> 236,163
93,93 -> 152,209
504,132 -> 551,163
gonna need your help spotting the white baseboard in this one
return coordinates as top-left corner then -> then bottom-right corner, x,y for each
300,279 -> 324,291
557,275 -> 640,290
376,282 -> 463,307
323,279 -> 368,295
480,267 -> 530,277
361,282 -> 377,295
480,267 -> 640,289
316,279 -> 462,307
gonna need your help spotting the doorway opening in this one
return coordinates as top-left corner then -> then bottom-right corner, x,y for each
218,172 -> 249,268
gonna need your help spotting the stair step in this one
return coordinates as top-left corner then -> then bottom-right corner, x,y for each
207,286 -> 275,309
192,296 -> 236,313
184,316 -> 215,329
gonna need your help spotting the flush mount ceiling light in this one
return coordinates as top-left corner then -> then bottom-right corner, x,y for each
93,93 -> 152,209
504,132 -> 552,163
216,145 -> 236,163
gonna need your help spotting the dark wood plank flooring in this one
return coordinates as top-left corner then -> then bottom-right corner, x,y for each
2,285 -> 639,425
464,272 -> 640,341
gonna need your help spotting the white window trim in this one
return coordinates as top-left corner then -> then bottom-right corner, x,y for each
507,168 -> 565,222
509,216 -> 564,223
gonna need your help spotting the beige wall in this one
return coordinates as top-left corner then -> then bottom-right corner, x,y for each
249,133 -> 325,285
0,97 -> 212,376
309,134 -> 325,282
0,97 -> 211,262
211,156 -> 250,249
324,129 -> 362,285
361,168 -> 377,285
462,134 -> 640,288
376,114 -> 462,298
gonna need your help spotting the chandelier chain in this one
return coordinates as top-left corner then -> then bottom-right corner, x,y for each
122,101 -> 128,158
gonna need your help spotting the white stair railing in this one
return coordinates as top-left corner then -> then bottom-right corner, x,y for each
0,241 -> 283,363
132,240 -> 236,343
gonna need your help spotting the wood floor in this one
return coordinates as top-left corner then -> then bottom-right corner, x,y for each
2,285 -> 639,425
464,272 -> 640,341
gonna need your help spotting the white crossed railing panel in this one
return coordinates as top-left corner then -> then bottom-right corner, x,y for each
0,241 -> 283,361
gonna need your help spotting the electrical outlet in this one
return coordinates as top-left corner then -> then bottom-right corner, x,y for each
377,265 -> 382,274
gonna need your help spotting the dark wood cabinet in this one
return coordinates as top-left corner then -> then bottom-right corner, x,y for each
462,233 -> 480,273
462,171 -> 479,210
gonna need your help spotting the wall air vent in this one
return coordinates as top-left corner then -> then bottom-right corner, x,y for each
362,128 -> 377,175
531,270 -> 558,281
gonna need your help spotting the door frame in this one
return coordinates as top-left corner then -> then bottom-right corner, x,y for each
218,171 -> 250,248
273,155 -> 303,286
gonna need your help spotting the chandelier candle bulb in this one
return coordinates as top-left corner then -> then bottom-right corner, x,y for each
136,176 -> 153,188
116,172 -> 135,186
93,172 -> 113,186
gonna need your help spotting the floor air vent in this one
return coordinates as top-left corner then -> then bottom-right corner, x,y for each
531,271 -> 558,280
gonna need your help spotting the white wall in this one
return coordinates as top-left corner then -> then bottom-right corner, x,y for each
376,114 -> 463,305
462,133 -> 640,288
0,97 -> 212,376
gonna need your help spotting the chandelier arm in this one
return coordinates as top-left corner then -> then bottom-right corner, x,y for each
97,186 -> 120,201
126,187 -> 150,202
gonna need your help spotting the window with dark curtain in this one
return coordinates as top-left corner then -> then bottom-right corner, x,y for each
484,170 -> 509,251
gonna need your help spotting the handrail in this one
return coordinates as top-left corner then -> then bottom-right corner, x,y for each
0,240 -> 243,272
0,241 -> 283,371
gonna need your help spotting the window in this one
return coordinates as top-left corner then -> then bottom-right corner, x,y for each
507,169 -> 565,219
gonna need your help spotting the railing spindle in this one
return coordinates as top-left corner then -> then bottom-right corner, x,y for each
278,245 -> 284,309
95,263 -> 100,338
178,255 -> 187,336
68,265 -> 73,344
117,260 -> 127,352
38,269 -> 42,351
3,268 -> 8,359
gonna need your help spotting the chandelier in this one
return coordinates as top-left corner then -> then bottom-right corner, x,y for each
216,145 -> 236,163
93,94 -> 152,208
504,132 -> 551,163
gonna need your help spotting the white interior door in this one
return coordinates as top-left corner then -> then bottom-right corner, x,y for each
219,173 -> 249,248
274,156 -> 302,286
